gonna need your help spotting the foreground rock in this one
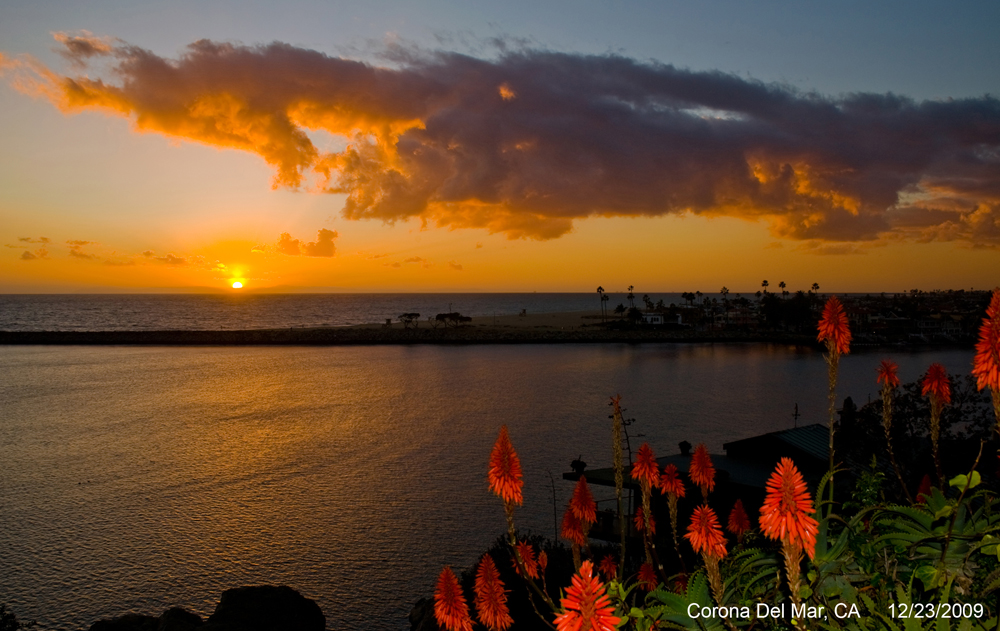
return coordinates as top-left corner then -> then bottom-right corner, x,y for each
89,586 -> 324,631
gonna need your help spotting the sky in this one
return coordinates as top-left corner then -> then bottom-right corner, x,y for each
1,0 -> 999,293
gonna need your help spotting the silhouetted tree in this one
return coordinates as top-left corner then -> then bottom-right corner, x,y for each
398,313 -> 420,328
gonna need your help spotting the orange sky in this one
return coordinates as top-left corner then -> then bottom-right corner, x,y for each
2,31 -> 998,294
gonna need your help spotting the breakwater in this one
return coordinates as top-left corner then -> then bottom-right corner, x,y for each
0,327 -> 819,346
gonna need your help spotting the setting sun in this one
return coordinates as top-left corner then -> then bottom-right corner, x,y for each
232,281 -> 243,289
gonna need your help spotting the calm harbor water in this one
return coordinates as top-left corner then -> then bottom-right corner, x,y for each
0,342 -> 976,630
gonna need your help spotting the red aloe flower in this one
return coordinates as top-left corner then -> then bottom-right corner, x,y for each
634,505 -> 656,535
972,289 -> 1000,392
538,549 -> 548,574
759,458 -> 819,559
877,360 -> 900,388
922,363 -> 952,405
513,540 -> 539,579
637,562 -> 658,590
570,475 -> 597,525
684,505 -> 727,558
488,425 -> 523,506
597,555 -> 617,581
474,555 -> 513,631
673,573 -> 688,594
817,295 -> 852,355
916,474 -> 932,504
632,443 -> 660,490
659,463 -> 686,498
689,444 -> 716,495
553,560 -> 622,631
561,506 -> 587,547
727,499 -> 750,536
434,566 -> 474,631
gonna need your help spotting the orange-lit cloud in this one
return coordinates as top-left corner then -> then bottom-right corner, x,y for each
5,34 -> 1000,245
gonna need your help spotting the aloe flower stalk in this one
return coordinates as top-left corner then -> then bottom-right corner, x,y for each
759,458 -> 819,617
610,394 -> 626,579
972,288 -> 1000,427
632,442 -> 659,565
922,363 -> 951,487
660,463 -> 687,570
817,295 -> 851,503
877,360 -> 913,503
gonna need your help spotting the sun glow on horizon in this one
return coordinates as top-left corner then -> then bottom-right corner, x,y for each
232,281 -> 243,289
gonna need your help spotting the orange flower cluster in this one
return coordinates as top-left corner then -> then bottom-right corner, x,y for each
513,540 -> 539,579
561,507 -> 587,547
637,562 -> 658,591
727,499 -> 750,536
877,359 -> 900,388
632,443 -> 660,489
689,444 -> 715,494
634,506 -> 656,535
659,463 -> 686,498
553,560 -> 621,631
922,363 -> 952,405
597,555 -> 617,581
817,295 -> 852,355
488,426 -> 523,506
570,476 -> 597,524
685,505 -> 727,559
759,458 -> 818,559
434,566 -> 473,631
474,556 -> 513,631
538,550 -> 548,574
973,289 -> 1000,392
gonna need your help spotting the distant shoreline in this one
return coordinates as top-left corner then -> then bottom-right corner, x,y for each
0,309 -> 980,348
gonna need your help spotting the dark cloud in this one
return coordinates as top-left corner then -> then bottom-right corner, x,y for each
20,251 -> 37,260
67,239 -> 96,259
277,232 -> 302,255
302,228 -> 337,257
52,31 -> 114,66
154,253 -> 186,265
9,35 -> 1000,245
448,261 -> 463,271
276,229 -> 338,257
18,237 -> 50,243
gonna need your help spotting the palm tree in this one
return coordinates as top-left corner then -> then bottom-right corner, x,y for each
720,286 -> 730,328
597,286 -> 605,322
761,280 -> 769,294
779,281 -> 787,300
627,285 -> 635,309
812,282 -> 820,293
